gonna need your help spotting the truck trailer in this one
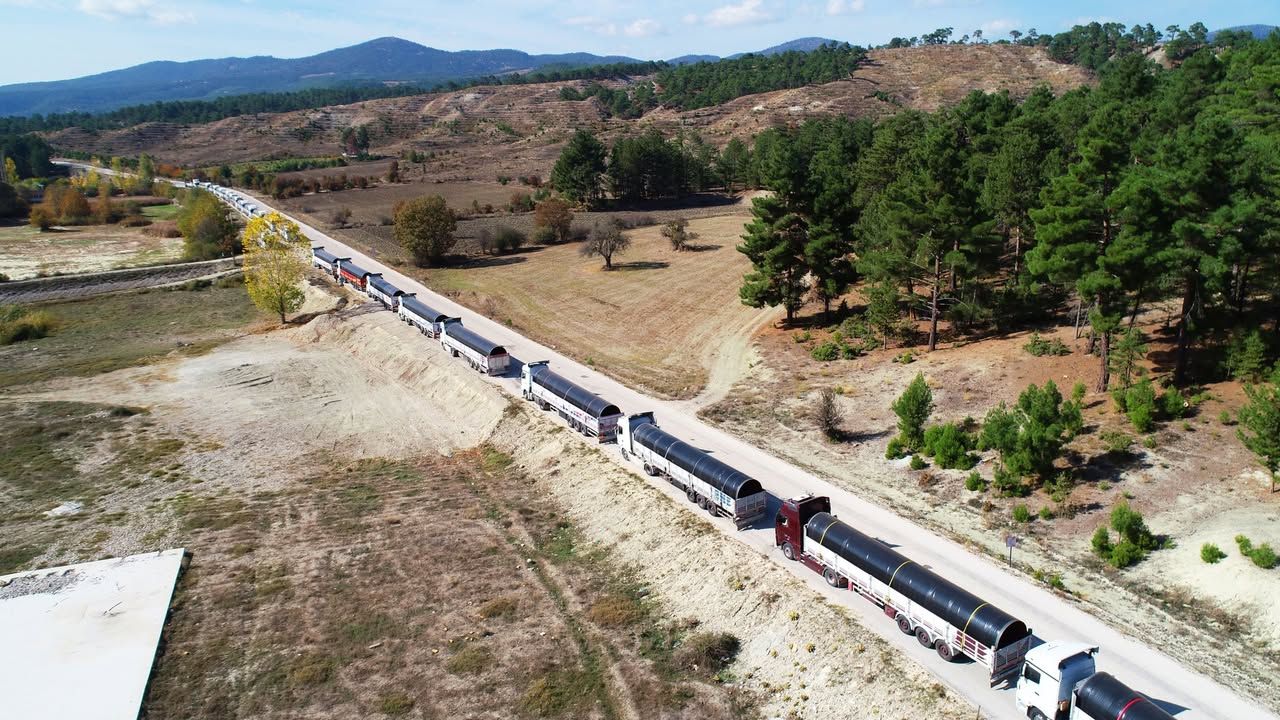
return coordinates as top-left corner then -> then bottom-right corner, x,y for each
775,495 -> 1032,684
521,361 -> 623,442
1015,643 -> 1176,720
440,319 -> 510,375
617,412 -> 768,529
399,296 -> 449,337
366,275 -> 405,310
312,246 -> 348,278
337,261 -> 374,291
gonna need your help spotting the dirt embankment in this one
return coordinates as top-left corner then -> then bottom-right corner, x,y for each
3,305 -> 975,719
0,257 -> 240,304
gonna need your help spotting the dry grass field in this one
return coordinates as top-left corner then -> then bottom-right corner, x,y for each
0,219 -> 184,280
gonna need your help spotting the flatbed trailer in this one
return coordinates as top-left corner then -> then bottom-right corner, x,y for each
521,361 -> 622,441
776,495 -> 1031,685
617,412 -> 768,529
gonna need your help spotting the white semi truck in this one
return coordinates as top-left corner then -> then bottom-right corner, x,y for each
521,361 -> 623,442
617,412 -> 768,528
440,318 -> 510,376
1015,643 -> 1177,720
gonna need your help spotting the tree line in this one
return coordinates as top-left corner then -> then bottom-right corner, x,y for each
550,128 -> 727,205
734,34 -> 1280,392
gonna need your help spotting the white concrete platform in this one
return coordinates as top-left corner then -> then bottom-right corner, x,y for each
0,549 -> 186,720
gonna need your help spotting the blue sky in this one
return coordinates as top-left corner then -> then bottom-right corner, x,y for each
0,0 -> 1272,85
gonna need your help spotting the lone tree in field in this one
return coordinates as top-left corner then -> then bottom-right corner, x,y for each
386,160 -> 400,183
242,212 -> 309,323
1238,381 -> 1280,493
891,373 -> 933,450
534,197 -> 573,243
580,221 -> 630,270
394,195 -> 456,266
550,129 -> 607,206
661,218 -> 696,251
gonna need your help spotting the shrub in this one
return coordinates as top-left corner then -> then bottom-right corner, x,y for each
885,436 -> 906,460
1038,506 -> 1054,521
922,423 -> 975,469
992,464 -> 1029,497
587,595 -> 644,626
661,218 -> 696,251
793,330 -> 812,344
810,341 -> 839,362
1108,540 -> 1144,568
896,350 -> 916,364
1091,526 -> 1113,558
1201,543 -> 1226,564
0,306 -> 57,345
1250,543 -> 1277,569
1222,329 -> 1271,382
445,644 -> 493,674
815,388 -> 842,439
1101,430 -> 1133,454
495,226 -> 526,253
1110,501 -> 1156,551
674,632 -> 740,676
1012,504 -> 1031,523
1236,534 -> 1253,555
329,207 -> 352,228
1024,332 -> 1070,357
531,226 -> 557,245
1124,379 -> 1158,432
479,597 -> 518,620
1218,410 -> 1234,426
909,454 -> 927,470
1160,387 -> 1188,419
379,692 -> 414,716
1071,381 -> 1087,405
964,471 -> 987,492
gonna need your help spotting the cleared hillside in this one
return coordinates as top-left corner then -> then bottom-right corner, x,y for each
46,45 -> 1092,174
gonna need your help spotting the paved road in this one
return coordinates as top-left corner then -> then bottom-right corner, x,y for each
57,163 -> 1271,720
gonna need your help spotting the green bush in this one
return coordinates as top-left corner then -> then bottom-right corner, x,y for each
1024,332 -> 1071,357
1071,381 -> 1087,404
1236,534 -> 1253,555
1160,387 -> 1188,419
1038,506 -> 1054,521
922,422 -> 976,469
892,373 -> 933,450
1222,329 -> 1271,382
885,436 -> 906,460
1200,543 -> 1226,564
1101,430 -> 1133,454
1012,504 -> 1031,523
810,341 -> 840,362
839,341 -> 861,359
909,454 -> 927,470
1218,409 -> 1234,426
1091,526 -> 1113,557
992,464 -> 1029,497
494,226 -> 526,253
964,471 -> 987,492
1250,543 -> 1277,569
1108,539 -> 1144,568
1124,379 -> 1158,433
793,330 -> 812,344
531,225 -> 557,245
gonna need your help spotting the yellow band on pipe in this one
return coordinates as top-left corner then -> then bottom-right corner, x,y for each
818,518 -> 839,545
962,603 -> 988,637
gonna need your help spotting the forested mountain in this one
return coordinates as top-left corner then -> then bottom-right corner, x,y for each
0,37 -> 639,117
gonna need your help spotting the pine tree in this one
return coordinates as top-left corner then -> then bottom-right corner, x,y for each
551,129 -> 607,205
1238,381 -> 1280,493
738,195 -> 808,322
1108,328 -> 1148,391
891,372 -> 933,449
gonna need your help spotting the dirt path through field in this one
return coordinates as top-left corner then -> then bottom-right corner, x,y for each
683,305 -> 780,410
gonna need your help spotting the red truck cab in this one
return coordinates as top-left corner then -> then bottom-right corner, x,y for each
775,495 -> 831,560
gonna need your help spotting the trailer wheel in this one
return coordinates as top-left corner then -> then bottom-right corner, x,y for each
781,543 -> 796,561
643,463 -> 656,476
620,448 -> 629,461
915,628 -> 934,649
687,489 -> 699,505
704,499 -> 716,516
895,614 -> 913,635
935,642 -> 955,662
822,568 -> 841,587
1029,711 -> 1048,720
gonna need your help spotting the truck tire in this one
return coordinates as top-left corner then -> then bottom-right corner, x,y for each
935,643 -> 955,662
620,448 -> 629,461
704,499 -> 716,516
822,568 -> 840,587
643,463 -> 656,476
896,614 -> 912,635
781,543 -> 796,561
1029,711 -> 1048,720
915,628 -> 934,648
687,489 -> 699,504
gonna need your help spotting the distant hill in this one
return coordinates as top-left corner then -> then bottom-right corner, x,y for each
738,37 -> 843,57
0,37 -> 639,117
1209,24 -> 1279,40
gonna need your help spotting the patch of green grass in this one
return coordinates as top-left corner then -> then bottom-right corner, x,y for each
142,203 -> 180,220
171,493 -> 251,531
0,543 -> 44,574
338,612 -> 397,644
481,446 -> 514,473
378,692 -> 415,716
519,668 -> 599,716
0,305 -> 59,345
0,286 -> 261,388
444,643 -> 494,675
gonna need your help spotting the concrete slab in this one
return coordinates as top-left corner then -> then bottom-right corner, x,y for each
0,549 -> 186,720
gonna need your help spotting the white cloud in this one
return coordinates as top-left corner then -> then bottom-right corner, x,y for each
825,0 -> 864,15
682,13 -> 699,25
705,0 -> 774,27
980,18 -> 1020,35
77,0 -> 192,23
1064,16 -> 1116,29
564,15 -> 617,36
623,18 -> 662,38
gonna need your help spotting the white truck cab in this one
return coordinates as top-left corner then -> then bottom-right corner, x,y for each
1016,642 -> 1099,719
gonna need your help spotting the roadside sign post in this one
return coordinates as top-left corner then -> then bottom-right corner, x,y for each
1005,534 -> 1019,567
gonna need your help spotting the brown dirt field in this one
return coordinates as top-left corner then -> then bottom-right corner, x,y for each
46,45 -> 1093,181
0,222 -> 184,280
279,180 -> 524,224
0,296 -> 978,719
700,298 -> 1280,709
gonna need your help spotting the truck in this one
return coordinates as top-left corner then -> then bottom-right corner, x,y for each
1015,643 -> 1176,720
775,495 -> 1032,684
337,260 -> 374,291
366,275 -> 405,310
521,361 -> 623,442
440,318 -> 510,376
311,246 -> 347,278
616,412 -> 768,529
399,295 -> 449,337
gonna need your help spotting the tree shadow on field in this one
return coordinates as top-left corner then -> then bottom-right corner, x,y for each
449,255 -> 528,269
681,243 -> 723,252
613,261 -> 669,271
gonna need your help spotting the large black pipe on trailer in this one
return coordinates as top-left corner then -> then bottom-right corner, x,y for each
1076,672 -> 1176,720
446,323 -> 505,358
631,423 -> 764,501
527,363 -> 620,420
804,511 -> 1030,651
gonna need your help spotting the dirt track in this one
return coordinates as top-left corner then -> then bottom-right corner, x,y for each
0,257 -> 240,304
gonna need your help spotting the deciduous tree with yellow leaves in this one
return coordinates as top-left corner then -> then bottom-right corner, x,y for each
242,212 -> 309,323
